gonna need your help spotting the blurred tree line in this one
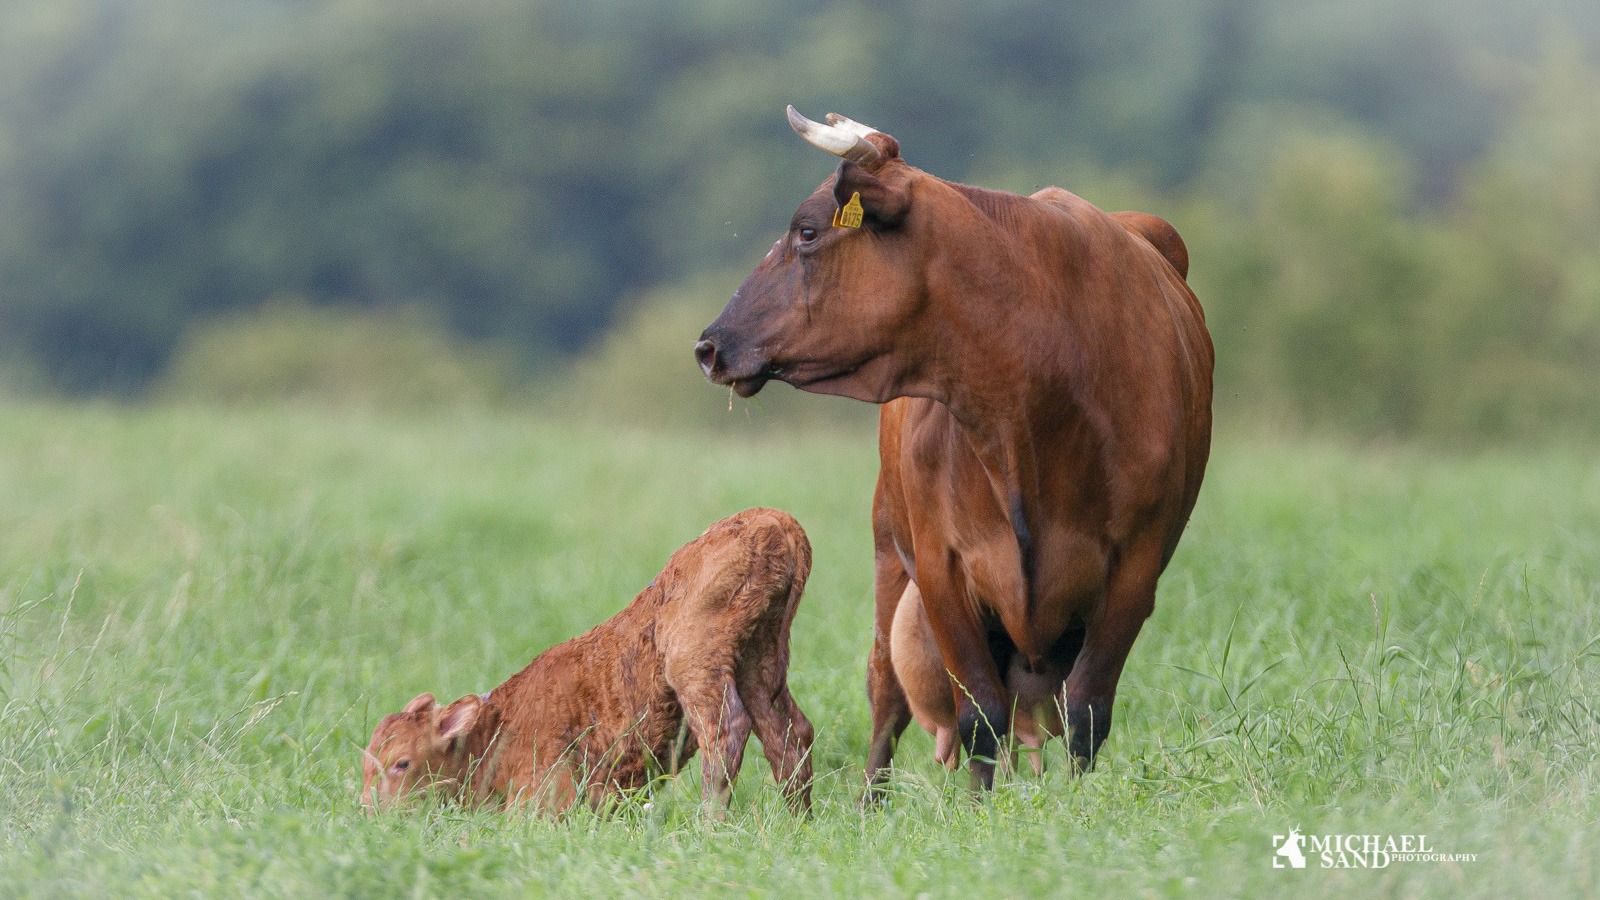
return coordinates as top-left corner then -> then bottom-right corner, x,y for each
0,0 -> 1596,440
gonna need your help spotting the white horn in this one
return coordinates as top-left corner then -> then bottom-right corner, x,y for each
787,105 -> 882,166
825,112 -> 881,140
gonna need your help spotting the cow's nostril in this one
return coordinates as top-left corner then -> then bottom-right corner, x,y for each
694,339 -> 717,374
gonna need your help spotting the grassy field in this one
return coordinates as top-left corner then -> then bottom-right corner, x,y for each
1,401 -> 1597,897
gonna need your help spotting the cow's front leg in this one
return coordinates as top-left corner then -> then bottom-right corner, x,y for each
953,677 -> 1009,791
918,555 -> 1009,792
1062,540 -> 1160,773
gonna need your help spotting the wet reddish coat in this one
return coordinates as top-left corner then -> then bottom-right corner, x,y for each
361,508 -> 815,813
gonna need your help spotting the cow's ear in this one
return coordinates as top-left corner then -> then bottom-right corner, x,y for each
834,161 -> 910,229
402,693 -> 436,716
436,695 -> 481,750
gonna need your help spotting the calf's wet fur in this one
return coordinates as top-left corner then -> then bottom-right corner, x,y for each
361,507 -> 815,815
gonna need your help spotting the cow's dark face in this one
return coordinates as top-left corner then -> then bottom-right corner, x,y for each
696,159 -> 926,404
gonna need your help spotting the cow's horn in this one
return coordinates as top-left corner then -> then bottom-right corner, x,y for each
787,105 -> 882,167
825,112 -> 881,140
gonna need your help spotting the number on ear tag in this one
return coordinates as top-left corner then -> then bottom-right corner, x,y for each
832,192 -> 864,228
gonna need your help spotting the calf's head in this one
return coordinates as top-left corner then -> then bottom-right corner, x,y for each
696,107 -> 932,404
360,692 -> 482,811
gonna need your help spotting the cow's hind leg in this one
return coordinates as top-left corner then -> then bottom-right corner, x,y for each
1062,542 -> 1160,773
865,482 -> 916,802
865,633 -> 915,798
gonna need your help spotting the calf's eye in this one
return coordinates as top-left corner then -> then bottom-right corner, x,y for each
798,227 -> 818,243
391,759 -> 410,773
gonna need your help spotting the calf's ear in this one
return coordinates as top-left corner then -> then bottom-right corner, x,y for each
437,695 -> 482,750
403,693 -> 437,716
833,161 -> 911,229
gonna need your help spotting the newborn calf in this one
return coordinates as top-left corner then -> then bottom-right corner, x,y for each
890,582 -> 1068,774
362,508 -> 815,814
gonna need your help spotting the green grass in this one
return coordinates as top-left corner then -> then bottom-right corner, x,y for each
1,401 -> 1597,897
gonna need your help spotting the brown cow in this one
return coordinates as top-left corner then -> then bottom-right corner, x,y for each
696,108 -> 1212,793
361,508 -> 815,814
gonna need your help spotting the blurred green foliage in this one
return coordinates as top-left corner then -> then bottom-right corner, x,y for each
1193,43 -> 1600,441
0,0 -> 1597,439
154,300 -> 524,411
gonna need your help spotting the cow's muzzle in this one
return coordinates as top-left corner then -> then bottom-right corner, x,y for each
695,336 -> 774,398
694,338 -> 718,377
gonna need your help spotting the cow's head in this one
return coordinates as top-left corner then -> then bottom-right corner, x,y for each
696,107 -> 931,404
360,692 -> 482,812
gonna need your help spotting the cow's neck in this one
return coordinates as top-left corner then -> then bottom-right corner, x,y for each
918,179 -> 1079,451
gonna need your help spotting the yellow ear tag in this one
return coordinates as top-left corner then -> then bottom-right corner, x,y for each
832,192 -> 864,229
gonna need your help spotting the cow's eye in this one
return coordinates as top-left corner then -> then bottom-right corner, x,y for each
391,759 -> 410,773
798,227 -> 819,243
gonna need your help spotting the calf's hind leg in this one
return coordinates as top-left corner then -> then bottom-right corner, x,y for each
673,669 -> 753,814
740,678 -> 814,812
